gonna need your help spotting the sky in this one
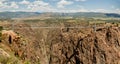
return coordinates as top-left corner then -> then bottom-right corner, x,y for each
0,0 -> 120,13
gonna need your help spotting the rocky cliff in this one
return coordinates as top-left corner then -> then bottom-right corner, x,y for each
0,26 -> 120,64
50,27 -> 120,64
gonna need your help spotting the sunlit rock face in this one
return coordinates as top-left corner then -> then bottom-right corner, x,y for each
50,27 -> 120,64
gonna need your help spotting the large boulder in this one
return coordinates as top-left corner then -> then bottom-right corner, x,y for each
1,30 -> 19,44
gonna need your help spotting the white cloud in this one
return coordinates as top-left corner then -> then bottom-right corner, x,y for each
0,0 -> 6,2
57,0 -> 73,8
19,0 -> 30,5
51,0 -> 58,1
115,9 -> 120,14
27,0 -> 56,12
28,0 -> 49,8
10,2 -> 19,8
75,0 -> 86,1
25,0 -> 88,13
51,8 -> 88,13
0,0 -> 6,7
0,0 -> 118,14
0,1 -> 19,9
64,9 -> 87,13
89,8 -> 120,14
90,9 -> 107,13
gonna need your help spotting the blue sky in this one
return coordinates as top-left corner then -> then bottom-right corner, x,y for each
0,0 -> 120,13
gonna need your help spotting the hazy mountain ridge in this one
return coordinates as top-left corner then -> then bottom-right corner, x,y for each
105,13 -> 120,17
0,12 -> 120,19
50,12 -> 120,18
0,12 -> 41,19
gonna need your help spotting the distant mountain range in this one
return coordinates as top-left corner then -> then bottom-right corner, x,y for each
49,12 -> 120,18
0,12 -> 120,19
0,12 -> 41,19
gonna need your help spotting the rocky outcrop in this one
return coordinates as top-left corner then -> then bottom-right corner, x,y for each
1,26 -> 120,64
50,27 -> 120,64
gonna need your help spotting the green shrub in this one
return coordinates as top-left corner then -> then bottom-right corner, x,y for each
24,60 -> 31,64
0,26 -> 3,31
0,26 -> 3,42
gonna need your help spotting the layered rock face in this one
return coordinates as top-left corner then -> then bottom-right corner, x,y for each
1,26 -> 120,64
50,27 -> 120,64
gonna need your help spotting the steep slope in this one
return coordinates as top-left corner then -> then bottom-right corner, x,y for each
0,30 -> 23,64
0,23 -> 120,64
50,27 -> 120,64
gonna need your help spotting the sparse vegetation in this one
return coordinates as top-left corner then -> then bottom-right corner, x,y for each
0,16 -> 120,64
0,26 -> 3,42
24,60 -> 31,64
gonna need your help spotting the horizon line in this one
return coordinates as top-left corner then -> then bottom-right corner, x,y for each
0,11 -> 119,14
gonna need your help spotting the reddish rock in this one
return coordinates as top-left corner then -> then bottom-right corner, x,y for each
50,27 -> 120,64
